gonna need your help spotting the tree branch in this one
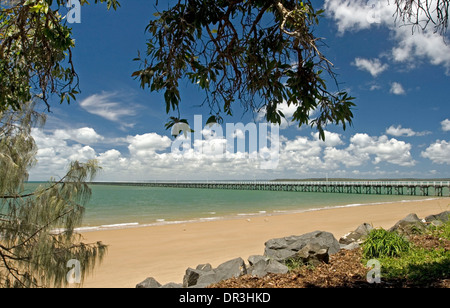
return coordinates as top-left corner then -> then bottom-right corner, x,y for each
0,174 -> 68,200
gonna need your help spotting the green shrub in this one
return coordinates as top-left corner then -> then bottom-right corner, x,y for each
362,222 -> 450,285
427,219 -> 450,240
377,245 -> 450,283
362,228 -> 411,259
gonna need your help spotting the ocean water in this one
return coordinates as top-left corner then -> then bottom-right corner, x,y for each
23,183 -> 434,232
21,182 -> 435,232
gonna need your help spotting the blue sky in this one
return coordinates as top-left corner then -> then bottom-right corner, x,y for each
29,0 -> 450,181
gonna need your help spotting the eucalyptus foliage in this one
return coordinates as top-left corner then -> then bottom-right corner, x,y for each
0,0 -> 120,112
0,103 -> 106,288
133,0 -> 356,140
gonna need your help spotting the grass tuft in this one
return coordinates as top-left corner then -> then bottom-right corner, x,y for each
362,228 -> 410,259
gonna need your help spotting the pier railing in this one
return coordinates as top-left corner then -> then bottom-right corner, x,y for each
92,180 -> 450,197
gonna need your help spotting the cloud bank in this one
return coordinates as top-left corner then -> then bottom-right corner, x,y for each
324,0 -> 450,74
30,124 -> 433,181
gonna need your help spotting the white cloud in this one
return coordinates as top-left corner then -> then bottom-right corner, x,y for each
353,57 -> 388,77
30,125 -> 420,181
312,131 -> 344,147
284,136 -> 322,156
31,128 -> 94,178
283,131 -> 343,159
53,127 -> 104,144
346,134 -> 416,166
79,92 -> 137,128
127,133 -> 172,159
33,126 -> 128,151
386,125 -> 430,137
390,82 -> 405,95
386,125 -> 415,137
391,28 -> 450,72
280,131 -> 416,173
441,119 -> 450,131
30,127 -> 125,178
369,84 -> 381,91
323,0 -> 376,33
98,149 -> 123,162
96,149 -> 129,177
421,140 -> 450,164
255,100 -> 316,129
323,147 -> 362,168
73,127 -> 104,144
324,0 -> 450,74
69,146 -> 97,162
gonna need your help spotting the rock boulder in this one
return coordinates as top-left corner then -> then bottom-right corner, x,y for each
214,257 -> 247,282
183,264 -> 217,288
339,222 -> 373,246
389,213 -> 427,236
294,242 -> 330,266
264,230 -> 340,263
136,277 -> 162,288
247,255 -> 288,277
424,211 -> 450,227
182,257 -> 247,288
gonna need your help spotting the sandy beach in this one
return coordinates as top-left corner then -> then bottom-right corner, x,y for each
78,197 -> 450,288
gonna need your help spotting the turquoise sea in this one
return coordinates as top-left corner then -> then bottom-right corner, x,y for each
25,183 -> 435,232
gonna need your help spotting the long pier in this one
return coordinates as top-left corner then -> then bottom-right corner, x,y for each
93,181 -> 450,197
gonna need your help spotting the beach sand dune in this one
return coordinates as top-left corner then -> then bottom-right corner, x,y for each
79,198 -> 450,288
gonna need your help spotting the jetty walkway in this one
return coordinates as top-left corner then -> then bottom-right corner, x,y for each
93,180 -> 450,197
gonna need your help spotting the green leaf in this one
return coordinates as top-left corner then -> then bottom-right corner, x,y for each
206,115 -> 217,126
131,70 -> 141,77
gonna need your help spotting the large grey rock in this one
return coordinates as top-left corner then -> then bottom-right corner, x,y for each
248,259 -> 269,277
265,259 -> 289,274
424,211 -> 450,226
389,213 -> 427,236
247,256 -> 288,277
196,263 -> 213,272
248,255 -> 269,266
214,257 -> 247,282
136,277 -> 162,288
183,262 -> 224,288
264,230 -> 340,262
294,242 -> 330,266
428,220 -> 445,227
339,223 -> 373,245
160,282 -> 183,288
265,247 -> 298,261
183,267 -> 200,287
196,270 -> 219,286
183,258 -> 247,288
355,222 -> 374,236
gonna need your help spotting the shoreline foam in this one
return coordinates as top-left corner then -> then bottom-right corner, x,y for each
74,196 -> 442,233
